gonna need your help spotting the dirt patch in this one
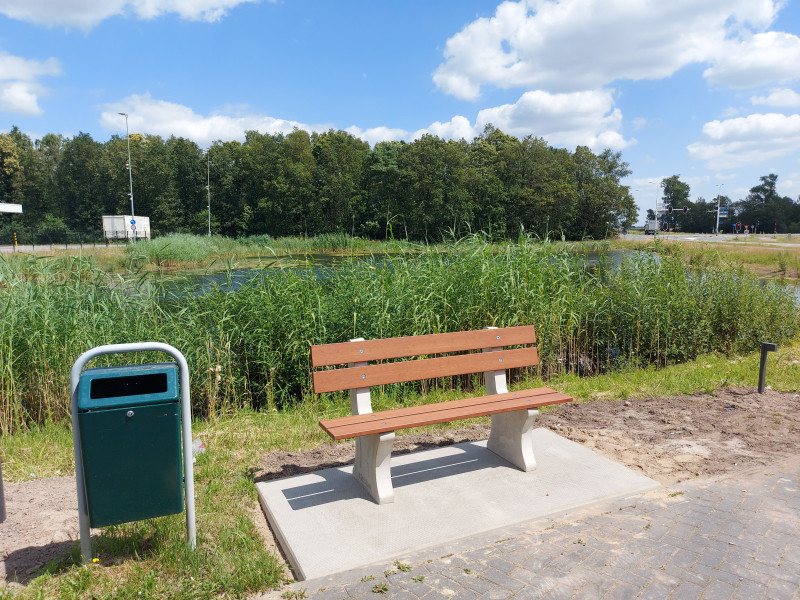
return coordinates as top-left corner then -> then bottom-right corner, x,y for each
1,476 -> 79,588
3,386 -> 799,587
537,386 -> 800,484
257,387 -> 800,487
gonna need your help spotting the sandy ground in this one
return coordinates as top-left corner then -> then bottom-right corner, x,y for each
2,386 -> 799,587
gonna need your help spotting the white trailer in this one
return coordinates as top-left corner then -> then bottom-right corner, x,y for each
644,219 -> 658,235
102,215 -> 151,240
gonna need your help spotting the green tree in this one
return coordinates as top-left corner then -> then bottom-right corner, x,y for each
240,131 -> 288,235
25,133 -> 64,224
207,140 -> 245,236
501,137 -> 576,238
660,175 -> 690,231
363,140 -> 403,239
736,174 -> 798,233
282,129 -> 316,236
0,132 -> 24,204
680,197 -> 716,233
569,147 -> 634,239
467,131 -> 506,238
311,130 -> 369,234
56,133 -> 105,234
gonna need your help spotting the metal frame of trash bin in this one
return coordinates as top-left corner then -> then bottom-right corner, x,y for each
71,342 -> 196,562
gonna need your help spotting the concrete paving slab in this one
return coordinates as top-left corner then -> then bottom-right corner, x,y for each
256,428 -> 658,581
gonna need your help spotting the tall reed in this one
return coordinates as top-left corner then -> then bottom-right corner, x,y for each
1,239 -> 798,433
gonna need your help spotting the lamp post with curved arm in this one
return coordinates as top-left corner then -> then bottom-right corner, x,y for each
118,112 -> 136,242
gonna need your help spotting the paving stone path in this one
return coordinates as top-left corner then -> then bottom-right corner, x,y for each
263,457 -> 800,600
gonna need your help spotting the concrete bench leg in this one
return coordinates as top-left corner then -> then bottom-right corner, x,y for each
487,408 -> 539,471
353,431 -> 395,504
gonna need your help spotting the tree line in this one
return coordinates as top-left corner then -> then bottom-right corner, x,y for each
0,125 -> 638,244
650,174 -> 800,234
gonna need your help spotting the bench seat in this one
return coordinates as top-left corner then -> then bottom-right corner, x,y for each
320,387 -> 572,440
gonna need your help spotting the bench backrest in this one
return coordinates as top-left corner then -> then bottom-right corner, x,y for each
311,325 -> 538,394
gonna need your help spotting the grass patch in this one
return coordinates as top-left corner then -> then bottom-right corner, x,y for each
2,339 -> 798,597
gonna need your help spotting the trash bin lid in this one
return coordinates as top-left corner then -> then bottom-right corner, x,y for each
77,363 -> 179,411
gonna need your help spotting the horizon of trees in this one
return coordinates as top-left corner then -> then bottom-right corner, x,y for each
0,124 -> 638,244
646,173 -> 800,234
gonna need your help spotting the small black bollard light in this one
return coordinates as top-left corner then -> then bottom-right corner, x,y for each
0,459 -> 5,523
758,342 -> 778,393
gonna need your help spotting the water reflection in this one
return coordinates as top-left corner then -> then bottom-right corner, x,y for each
153,253 -> 389,298
141,249 -> 799,302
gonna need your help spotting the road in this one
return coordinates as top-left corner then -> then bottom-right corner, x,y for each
623,232 -> 798,247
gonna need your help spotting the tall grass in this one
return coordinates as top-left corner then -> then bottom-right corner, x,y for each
2,238 -> 798,434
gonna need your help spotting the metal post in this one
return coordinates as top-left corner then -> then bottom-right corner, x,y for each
118,113 -> 136,243
206,153 -> 211,237
715,183 -> 724,235
654,180 -> 659,236
71,342 -> 196,561
0,458 -> 6,523
758,342 -> 778,393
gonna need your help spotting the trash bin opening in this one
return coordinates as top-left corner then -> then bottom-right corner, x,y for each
90,373 -> 169,400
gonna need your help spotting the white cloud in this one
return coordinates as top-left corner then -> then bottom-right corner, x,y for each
474,89 -> 634,150
345,125 -> 408,147
0,51 -> 61,115
100,94 -> 329,146
687,113 -> 800,170
721,106 -> 741,118
751,88 -> 800,107
103,95 -> 416,148
433,0 -> 793,100
412,115 -> 476,142
411,90 -> 634,151
0,0 -> 259,29
704,32 -> 800,88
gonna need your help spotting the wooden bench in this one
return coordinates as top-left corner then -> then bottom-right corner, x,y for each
310,325 -> 573,504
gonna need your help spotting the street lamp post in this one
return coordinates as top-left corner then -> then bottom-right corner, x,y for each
715,183 -> 724,235
206,153 -> 211,237
118,112 -> 136,242
649,179 -> 659,235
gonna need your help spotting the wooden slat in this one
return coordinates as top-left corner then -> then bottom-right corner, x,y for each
324,386 -> 565,427
313,347 -> 538,393
319,387 -> 572,440
310,325 -> 536,367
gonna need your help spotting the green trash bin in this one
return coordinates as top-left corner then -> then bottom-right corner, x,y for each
77,362 -> 184,528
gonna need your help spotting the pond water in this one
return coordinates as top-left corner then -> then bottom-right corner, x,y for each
148,250 -> 634,296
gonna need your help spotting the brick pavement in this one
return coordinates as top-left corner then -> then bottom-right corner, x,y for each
262,454 -> 800,600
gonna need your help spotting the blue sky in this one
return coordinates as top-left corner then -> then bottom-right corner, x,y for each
2,0 -> 800,224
